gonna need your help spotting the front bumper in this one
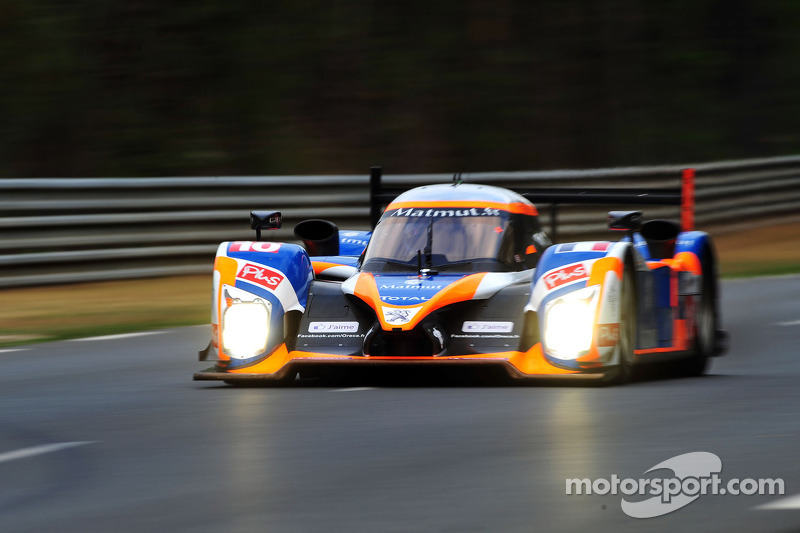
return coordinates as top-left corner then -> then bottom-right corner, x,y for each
193,354 -> 608,383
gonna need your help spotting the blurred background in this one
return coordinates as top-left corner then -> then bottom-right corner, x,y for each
2,0 -> 800,178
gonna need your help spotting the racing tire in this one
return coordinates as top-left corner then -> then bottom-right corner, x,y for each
678,250 -> 717,377
608,256 -> 637,384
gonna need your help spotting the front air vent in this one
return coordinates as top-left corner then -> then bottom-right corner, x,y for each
364,321 -> 447,357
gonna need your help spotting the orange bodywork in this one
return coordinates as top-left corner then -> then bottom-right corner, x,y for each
312,261 -> 349,276
352,272 -> 487,331
213,256 -> 240,362
224,342 -> 582,377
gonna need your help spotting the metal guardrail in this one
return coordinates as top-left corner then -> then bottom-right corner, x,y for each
2,155 -> 799,288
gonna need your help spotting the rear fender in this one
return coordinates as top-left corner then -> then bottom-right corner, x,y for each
632,229 -> 720,354
207,241 -> 313,367
310,230 -> 372,280
634,229 -> 716,306
675,231 -> 715,271
338,230 -> 372,256
633,229 -> 714,268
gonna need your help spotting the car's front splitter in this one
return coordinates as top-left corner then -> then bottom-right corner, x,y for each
194,344 -> 609,382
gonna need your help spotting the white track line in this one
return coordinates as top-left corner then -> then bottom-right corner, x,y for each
777,320 -> 800,327
332,387 -> 377,392
0,442 -> 95,464
70,331 -> 164,342
754,493 -> 800,510
0,348 -> 30,355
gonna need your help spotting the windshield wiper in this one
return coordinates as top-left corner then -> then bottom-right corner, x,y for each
417,217 -> 438,276
424,217 -> 433,268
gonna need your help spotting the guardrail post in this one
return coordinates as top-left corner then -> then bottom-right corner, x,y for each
370,166 -> 383,228
682,168 -> 695,231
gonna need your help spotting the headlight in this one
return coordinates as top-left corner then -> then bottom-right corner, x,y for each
543,285 -> 600,360
222,299 -> 271,359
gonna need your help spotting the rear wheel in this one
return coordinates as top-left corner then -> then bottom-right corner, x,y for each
678,249 -> 717,376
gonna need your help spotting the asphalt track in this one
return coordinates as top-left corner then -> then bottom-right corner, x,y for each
2,275 -> 800,532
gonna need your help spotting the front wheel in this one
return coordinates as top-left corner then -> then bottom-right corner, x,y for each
608,258 -> 637,384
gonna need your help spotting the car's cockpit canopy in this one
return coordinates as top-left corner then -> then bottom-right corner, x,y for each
361,184 -> 551,274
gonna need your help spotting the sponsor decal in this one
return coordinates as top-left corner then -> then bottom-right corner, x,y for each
308,322 -> 360,333
390,207 -> 502,218
378,280 -> 448,302
462,321 -> 514,333
679,271 -> 702,295
237,263 -> 285,290
451,334 -> 519,339
230,242 -> 282,253
298,334 -> 363,339
211,324 -> 219,349
557,243 -> 576,253
341,238 -> 368,246
379,284 -> 443,290
604,283 -> 620,319
557,242 -> 612,253
431,326 -> 445,347
597,323 -> 620,347
380,295 -> 431,302
382,306 -> 422,325
543,263 -> 588,290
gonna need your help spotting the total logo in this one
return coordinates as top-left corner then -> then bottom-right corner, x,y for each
543,263 -> 589,290
237,263 -> 285,290
380,295 -> 430,302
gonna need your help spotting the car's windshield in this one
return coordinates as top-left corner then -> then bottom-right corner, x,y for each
361,210 -> 515,273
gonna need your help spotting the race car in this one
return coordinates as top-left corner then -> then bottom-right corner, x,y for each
194,168 -> 726,385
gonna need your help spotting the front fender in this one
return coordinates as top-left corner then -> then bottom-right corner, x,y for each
527,241 -> 631,370
208,241 -> 314,368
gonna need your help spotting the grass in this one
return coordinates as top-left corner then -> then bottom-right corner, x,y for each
0,276 -> 210,347
2,221 -> 799,348
712,220 -> 800,278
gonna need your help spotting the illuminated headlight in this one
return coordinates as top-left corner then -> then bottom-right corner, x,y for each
222,299 -> 271,359
543,285 -> 600,360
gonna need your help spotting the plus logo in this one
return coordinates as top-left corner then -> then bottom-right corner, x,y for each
543,263 -> 588,290
237,263 -> 285,290
597,324 -> 620,347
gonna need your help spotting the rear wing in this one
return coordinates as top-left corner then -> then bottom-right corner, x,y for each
369,166 -> 696,242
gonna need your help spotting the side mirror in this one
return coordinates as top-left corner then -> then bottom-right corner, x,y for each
608,211 -> 642,232
250,211 -> 282,240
